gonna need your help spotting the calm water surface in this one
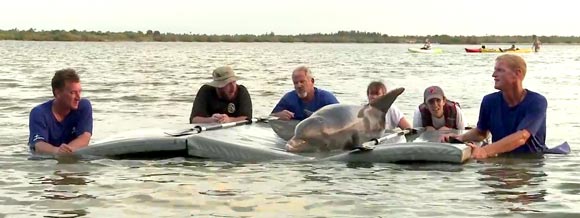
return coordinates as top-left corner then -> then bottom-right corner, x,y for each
0,41 -> 579,217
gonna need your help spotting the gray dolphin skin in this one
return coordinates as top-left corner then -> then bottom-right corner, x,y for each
286,87 -> 405,152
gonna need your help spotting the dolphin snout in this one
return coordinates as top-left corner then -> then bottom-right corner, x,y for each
285,138 -> 307,152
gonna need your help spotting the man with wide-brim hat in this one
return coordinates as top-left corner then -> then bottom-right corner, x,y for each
189,66 -> 252,124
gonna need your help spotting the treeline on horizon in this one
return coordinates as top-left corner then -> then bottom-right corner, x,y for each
1,29 -> 580,44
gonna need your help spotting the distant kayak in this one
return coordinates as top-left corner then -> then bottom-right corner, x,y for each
465,48 -> 533,53
408,48 -> 443,54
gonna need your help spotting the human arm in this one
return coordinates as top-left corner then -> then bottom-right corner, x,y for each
455,104 -> 466,130
412,107 -> 423,128
192,116 -> 218,123
469,130 -> 530,158
65,99 -> 93,151
270,93 -> 295,120
398,117 -> 412,129
189,86 -> 213,123
28,107 -> 57,154
470,94 -> 547,158
389,106 -> 412,129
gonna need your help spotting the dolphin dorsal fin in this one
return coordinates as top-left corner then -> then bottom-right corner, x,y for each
369,87 -> 405,113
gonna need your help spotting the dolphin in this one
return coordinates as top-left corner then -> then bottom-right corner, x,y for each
285,87 -> 405,152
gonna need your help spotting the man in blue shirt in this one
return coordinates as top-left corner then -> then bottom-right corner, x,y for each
28,69 -> 93,155
271,66 -> 339,120
442,54 -> 548,158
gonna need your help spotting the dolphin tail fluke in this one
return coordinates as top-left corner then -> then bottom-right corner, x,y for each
369,87 -> 405,113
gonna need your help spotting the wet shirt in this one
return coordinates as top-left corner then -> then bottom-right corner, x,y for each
28,99 -> 93,151
189,84 -> 252,122
271,87 -> 339,120
476,90 -> 548,153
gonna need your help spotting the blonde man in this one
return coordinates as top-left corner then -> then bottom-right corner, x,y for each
442,54 -> 548,158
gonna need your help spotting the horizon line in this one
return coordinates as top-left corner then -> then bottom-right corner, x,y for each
2,28 -> 580,38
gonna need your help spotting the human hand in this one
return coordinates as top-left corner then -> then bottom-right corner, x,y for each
274,110 -> 294,121
466,143 -> 490,159
439,126 -> 452,131
56,144 -> 74,154
440,133 -> 460,143
216,114 -> 231,123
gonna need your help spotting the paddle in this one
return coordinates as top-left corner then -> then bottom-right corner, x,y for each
352,128 -> 419,151
164,117 -> 277,137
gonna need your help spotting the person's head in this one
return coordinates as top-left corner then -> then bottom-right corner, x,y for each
511,44 -> 516,48
481,45 -> 486,49
366,81 -> 387,103
292,66 -> 315,100
207,66 -> 239,100
423,86 -> 447,118
51,68 -> 82,110
493,54 -> 527,91
425,38 -> 430,43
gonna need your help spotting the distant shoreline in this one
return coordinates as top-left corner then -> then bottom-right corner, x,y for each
2,29 -> 580,44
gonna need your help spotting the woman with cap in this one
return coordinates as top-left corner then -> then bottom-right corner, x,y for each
412,86 -> 466,130
189,66 -> 252,124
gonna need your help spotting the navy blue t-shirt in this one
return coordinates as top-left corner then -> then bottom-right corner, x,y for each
476,90 -> 547,153
28,99 -> 93,151
271,87 -> 339,120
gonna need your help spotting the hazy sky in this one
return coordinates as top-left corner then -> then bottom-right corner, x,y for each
1,0 -> 578,36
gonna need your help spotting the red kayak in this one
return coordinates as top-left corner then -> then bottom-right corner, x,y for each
465,48 -> 482,53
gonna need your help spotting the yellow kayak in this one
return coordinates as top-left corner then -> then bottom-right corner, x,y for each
408,48 -> 443,54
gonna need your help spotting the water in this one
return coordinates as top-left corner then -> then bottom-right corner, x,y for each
1,41 -> 579,217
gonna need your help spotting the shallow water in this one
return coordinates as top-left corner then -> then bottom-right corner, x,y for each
0,41 -> 579,217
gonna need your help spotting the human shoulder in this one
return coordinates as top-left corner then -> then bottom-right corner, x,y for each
237,84 -> 248,91
194,85 -> 216,98
79,98 -> 92,108
315,87 -> 336,97
314,87 -> 338,103
525,90 -> 547,102
198,84 -> 215,92
523,90 -> 547,108
280,90 -> 298,101
236,84 -> 250,95
31,100 -> 52,115
388,105 -> 402,114
481,91 -> 502,104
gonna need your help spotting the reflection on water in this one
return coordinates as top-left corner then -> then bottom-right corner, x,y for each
478,158 -> 548,212
45,209 -> 88,218
32,171 -> 92,186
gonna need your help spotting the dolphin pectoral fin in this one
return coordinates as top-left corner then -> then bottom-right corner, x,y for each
370,87 -> 405,113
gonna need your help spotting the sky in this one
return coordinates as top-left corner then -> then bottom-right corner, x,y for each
1,0 -> 578,36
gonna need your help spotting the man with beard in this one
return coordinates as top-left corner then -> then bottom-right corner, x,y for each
271,66 -> 339,121
28,68 -> 93,154
189,66 -> 252,124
